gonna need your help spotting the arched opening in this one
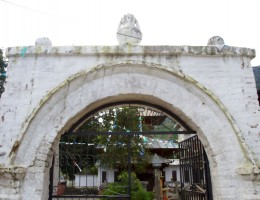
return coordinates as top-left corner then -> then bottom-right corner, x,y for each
13,63 -> 247,200
49,101 -> 212,200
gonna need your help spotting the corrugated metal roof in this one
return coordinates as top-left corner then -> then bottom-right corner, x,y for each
150,153 -> 171,165
144,137 -> 178,149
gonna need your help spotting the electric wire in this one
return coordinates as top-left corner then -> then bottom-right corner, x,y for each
0,0 -> 49,15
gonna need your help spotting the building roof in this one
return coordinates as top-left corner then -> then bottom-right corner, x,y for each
150,153 -> 171,166
142,136 -> 179,149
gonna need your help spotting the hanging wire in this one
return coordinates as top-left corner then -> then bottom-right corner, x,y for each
0,0 -> 50,15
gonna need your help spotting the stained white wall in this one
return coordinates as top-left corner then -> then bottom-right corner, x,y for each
74,167 -> 115,188
0,43 -> 259,200
75,174 -> 99,187
163,165 -> 180,182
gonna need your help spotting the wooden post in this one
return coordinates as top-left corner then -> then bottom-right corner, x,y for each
154,168 -> 162,200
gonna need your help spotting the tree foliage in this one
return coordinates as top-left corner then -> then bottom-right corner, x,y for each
59,105 -> 181,179
0,49 -> 8,98
102,171 -> 154,200
78,107 -> 151,172
59,134 -> 98,180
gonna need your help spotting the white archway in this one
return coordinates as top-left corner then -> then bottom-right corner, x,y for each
10,63 -> 252,199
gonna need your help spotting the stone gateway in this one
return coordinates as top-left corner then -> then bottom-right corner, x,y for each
0,15 -> 259,200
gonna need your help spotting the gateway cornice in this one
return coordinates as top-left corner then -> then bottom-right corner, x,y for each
6,45 -> 255,59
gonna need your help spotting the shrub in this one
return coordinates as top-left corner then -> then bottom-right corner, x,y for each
102,171 -> 153,200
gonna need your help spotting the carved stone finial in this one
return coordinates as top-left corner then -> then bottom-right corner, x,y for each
207,36 -> 224,46
207,36 -> 225,51
117,14 -> 142,45
35,37 -> 52,46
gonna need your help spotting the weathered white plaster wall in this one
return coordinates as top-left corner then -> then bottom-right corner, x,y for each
75,174 -> 99,187
163,164 -> 180,182
0,43 -> 259,200
74,167 -> 115,188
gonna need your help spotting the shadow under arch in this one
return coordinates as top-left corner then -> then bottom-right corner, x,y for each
10,62 -> 255,199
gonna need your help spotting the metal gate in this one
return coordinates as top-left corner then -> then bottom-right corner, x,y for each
48,103 -> 199,200
49,131 -> 132,200
179,135 -> 213,200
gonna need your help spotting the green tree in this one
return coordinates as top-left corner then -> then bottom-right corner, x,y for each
0,49 -> 7,98
103,171 -> 153,200
78,107 -> 151,172
59,133 -> 97,180
59,107 -> 151,180
59,105 -> 181,179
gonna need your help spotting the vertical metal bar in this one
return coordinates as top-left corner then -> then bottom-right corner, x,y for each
190,138 -> 193,184
73,134 -> 76,188
204,149 -> 213,200
65,135 -> 69,186
179,142 -> 183,189
127,134 -> 131,198
48,156 -> 54,200
79,135 -> 82,188
86,134 -> 90,188
59,141 -> 62,189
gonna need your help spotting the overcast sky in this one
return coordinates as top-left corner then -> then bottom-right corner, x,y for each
0,0 -> 259,66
